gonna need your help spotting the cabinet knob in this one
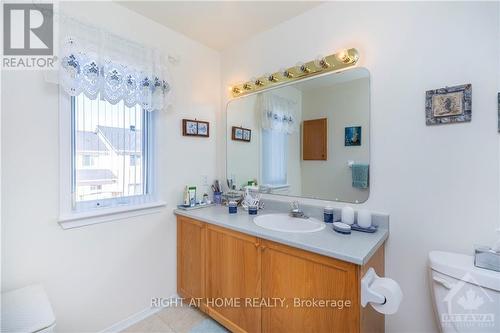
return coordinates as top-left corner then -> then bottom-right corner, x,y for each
254,242 -> 260,248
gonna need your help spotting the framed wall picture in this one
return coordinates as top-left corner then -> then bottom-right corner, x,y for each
345,126 -> 361,146
232,126 -> 251,142
182,119 -> 209,137
425,84 -> 472,125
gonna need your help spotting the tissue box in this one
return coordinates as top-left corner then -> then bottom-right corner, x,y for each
474,246 -> 500,272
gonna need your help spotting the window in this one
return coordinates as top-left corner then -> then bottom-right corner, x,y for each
71,94 -> 153,211
261,129 -> 288,186
129,154 -> 140,166
82,155 -> 95,167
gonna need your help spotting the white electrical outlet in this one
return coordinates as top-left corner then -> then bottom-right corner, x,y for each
201,175 -> 208,186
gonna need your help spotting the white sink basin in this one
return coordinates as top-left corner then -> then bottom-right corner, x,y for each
253,213 -> 326,233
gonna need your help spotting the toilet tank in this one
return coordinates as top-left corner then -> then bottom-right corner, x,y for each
428,251 -> 500,333
1,284 -> 56,333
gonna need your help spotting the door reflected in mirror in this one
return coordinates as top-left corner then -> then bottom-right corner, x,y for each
226,67 -> 370,203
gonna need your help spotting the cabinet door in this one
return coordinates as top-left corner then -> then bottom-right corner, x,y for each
206,225 -> 261,333
177,216 -> 205,301
261,240 -> 359,333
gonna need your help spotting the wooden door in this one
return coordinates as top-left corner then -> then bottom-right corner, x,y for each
206,225 -> 262,333
302,118 -> 327,160
261,240 -> 359,333
177,216 -> 205,302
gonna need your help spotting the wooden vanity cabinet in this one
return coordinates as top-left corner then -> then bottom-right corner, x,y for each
177,216 -> 384,333
177,216 -> 206,302
205,225 -> 262,333
260,240 -> 359,333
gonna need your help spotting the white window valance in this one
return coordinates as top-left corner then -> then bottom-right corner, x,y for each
59,17 -> 171,112
256,93 -> 297,134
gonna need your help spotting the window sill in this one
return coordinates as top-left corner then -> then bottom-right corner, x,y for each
261,184 -> 290,190
58,201 -> 167,229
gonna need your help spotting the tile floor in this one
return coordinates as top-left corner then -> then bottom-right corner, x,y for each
122,305 -> 228,333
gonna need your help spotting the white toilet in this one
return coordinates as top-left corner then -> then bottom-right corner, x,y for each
429,251 -> 500,333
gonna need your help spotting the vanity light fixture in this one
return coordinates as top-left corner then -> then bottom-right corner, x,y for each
316,57 -> 331,69
298,62 -> 312,74
254,78 -> 265,86
268,74 -> 279,82
230,48 -> 359,97
336,49 -> 353,64
283,69 -> 294,78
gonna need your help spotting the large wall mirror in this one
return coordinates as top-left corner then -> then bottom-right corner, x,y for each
226,67 -> 370,203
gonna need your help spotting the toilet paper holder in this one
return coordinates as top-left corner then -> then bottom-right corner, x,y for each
361,268 -> 386,307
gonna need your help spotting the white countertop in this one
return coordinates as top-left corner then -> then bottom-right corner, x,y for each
174,205 -> 388,265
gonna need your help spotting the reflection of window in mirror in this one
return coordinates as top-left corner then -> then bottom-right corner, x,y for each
262,129 -> 288,186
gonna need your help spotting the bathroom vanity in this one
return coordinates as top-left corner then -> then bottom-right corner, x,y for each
174,205 -> 388,333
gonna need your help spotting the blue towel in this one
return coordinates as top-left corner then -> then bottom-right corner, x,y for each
352,164 -> 369,189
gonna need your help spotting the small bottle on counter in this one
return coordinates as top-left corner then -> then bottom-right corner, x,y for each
324,206 -> 334,223
228,201 -> 238,214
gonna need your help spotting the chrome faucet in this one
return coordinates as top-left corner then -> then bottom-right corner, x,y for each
290,201 -> 309,219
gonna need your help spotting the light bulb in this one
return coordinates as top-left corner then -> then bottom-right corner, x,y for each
297,61 -> 311,74
335,49 -> 351,63
254,77 -> 265,86
281,67 -> 294,78
314,56 -> 330,69
267,73 -> 279,82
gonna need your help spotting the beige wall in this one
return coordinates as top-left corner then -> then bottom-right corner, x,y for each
219,2 -> 499,332
301,77 -> 370,202
1,1 -> 220,332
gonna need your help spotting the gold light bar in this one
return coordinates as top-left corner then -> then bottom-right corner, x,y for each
230,48 -> 359,98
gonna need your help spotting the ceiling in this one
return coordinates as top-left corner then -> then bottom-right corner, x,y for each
116,1 -> 322,51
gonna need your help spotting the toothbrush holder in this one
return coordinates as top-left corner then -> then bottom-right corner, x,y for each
213,191 -> 222,205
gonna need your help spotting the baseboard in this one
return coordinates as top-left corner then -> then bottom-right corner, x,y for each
99,294 -> 179,333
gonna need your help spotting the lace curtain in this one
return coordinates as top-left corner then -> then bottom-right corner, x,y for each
59,17 -> 171,112
256,93 -> 297,134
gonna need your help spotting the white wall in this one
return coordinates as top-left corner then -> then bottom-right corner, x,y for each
226,94 -> 260,188
219,2 -> 499,332
301,77 -> 370,202
1,1 -> 220,332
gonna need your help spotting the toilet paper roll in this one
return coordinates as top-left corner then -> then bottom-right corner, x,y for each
369,277 -> 403,315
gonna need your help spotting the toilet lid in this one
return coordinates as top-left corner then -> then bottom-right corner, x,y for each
429,251 -> 500,292
1,284 -> 56,333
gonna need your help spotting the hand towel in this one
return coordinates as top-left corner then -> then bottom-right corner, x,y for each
352,164 -> 369,189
